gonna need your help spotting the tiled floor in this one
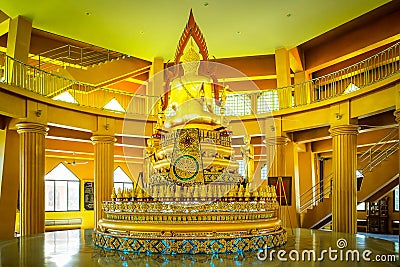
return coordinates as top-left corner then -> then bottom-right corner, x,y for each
357,232 -> 400,243
0,228 -> 398,266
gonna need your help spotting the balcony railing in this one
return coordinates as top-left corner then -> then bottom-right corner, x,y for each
0,41 -> 399,116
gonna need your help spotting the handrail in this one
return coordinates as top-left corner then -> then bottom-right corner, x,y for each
360,140 -> 399,173
299,128 -> 399,213
1,40 -> 400,116
359,127 -> 398,163
299,174 -> 333,213
0,53 -> 158,115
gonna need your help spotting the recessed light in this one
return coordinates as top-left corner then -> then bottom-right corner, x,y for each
236,31 -> 241,35
286,13 -> 292,17
203,2 -> 209,6
85,12 -> 91,16
139,31 -> 144,35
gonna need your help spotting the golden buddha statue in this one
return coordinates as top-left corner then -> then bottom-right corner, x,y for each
164,41 -> 221,129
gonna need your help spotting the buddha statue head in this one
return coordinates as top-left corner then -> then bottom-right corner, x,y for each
181,40 -> 201,75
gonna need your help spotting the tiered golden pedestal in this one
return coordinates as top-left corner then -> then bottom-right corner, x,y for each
93,10 -> 287,255
93,183 -> 287,254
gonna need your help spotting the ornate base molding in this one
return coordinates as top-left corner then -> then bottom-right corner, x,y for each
93,228 -> 287,254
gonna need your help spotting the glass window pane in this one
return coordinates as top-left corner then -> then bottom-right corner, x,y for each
124,183 -> 133,190
395,186 -> 399,212
238,160 -> 245,176
114,167 -> 133,183
261,164 -> 268,180
55,181 -> 68,211
45,181 -> 55,211
46,163 -> 80,181
68,182 -> 80,211
257,90 -> 279,113
114,182 -> 123,192
357,202 -> 366,211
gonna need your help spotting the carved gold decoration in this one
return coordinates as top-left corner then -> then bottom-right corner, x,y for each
93,10 -> 286,255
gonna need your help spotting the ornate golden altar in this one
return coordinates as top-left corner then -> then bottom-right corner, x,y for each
93,10 -> 287,255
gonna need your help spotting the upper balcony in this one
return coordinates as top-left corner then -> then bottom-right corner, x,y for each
0,40 -> 399,120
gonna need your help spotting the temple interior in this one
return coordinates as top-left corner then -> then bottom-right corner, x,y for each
0,1 -> 399,266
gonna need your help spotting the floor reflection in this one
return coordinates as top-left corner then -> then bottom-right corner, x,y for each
0,228 -> 398,266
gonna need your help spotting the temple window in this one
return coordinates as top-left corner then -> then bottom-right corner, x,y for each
344,83 -> 360,94
223,94 -> 251,116
357,202 -> 366,211
237,160 -> 245,176
114,167 -> 133,191
103,98 -> 125,112
45,163 -> 80,212
261,164 -> 268,180
257,90 -> 279,113
52,91 -> 79,104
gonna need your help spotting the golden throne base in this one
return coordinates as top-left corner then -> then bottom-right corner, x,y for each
93,201 -> 287,254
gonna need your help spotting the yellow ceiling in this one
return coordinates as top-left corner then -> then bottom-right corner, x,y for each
0,0 -> 391,61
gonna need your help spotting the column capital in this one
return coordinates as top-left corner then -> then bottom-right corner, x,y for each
394,109 -> 400,123
91,135 -> 116,144
16,122 -> 48,135
264,136 -> 290,146
329,124 -> 359,137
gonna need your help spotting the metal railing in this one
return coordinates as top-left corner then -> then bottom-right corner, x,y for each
0,54 -> 158,115
359,128 -> 399,172
299,127 -> 399,213
0,41 -> 399,116
28,44 -> 128,71
299,174 -> 333,213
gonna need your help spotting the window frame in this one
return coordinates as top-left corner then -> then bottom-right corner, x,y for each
113,166 -> 134,191
357,202 -> 366,211
45,163 -> 81,212
260,164 -> 268,180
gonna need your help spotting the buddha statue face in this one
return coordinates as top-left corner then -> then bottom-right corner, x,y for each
181,42 -> 201,74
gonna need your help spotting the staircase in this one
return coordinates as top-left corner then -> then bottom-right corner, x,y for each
300,127 -> 399,229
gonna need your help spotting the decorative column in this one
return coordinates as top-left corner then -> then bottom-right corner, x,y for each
265,136 -> 290,226
16,122 -> 48,236
330,125 -> 359,234
91,135 -> 115,228
266,136 -> 289,177
394,109 -> 400,242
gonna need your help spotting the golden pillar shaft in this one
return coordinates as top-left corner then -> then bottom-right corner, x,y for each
16,122 -> 48,236
266,136 -> 289,177
266,136 -> 289,226
394,109 -> 400,242
330,125 -> 359,234
91,135 -> 115,228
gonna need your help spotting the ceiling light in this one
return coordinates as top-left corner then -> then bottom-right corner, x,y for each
203,2 -> 209,6
286,13 -> 292,17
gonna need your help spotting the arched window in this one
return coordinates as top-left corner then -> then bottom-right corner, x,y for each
45,163 -> 80,211
114,167 -> 133,191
